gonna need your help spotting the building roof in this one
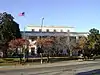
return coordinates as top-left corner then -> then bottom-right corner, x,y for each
20,31 -> 89,37
27,25 -> 75,28
21,31 -> 89,35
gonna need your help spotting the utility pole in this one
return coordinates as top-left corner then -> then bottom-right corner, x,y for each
40,17 -> 44,64
23,26 -> 26,62
24,26 -> 26,39
67,30 -> 72,56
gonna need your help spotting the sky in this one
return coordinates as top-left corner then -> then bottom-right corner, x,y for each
0,0 -> 100,32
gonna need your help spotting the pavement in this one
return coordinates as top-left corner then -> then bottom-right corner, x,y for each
75,66 -> 100,75
0,59 -> 100,75
0,59 -> 98,71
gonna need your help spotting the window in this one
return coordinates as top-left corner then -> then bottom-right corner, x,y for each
54,29 -> 56,32
39,29 -> 42,32
31,48 -> 35,55
67,30 -> 70,32
32,29 -> 34,32
60,30 -> 63,32
46,29 -> 49,32
32,39 -> 34,41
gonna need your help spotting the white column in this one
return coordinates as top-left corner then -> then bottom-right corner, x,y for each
76,36 -> 79,43
29,47 -> 31,55
29,39 -> 32,55
34,45 -> 37,54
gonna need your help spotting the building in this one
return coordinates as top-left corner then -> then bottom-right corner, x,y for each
21,25 -> 88,55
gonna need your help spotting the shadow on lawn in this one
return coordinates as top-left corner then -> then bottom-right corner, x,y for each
76,69 -> 100,75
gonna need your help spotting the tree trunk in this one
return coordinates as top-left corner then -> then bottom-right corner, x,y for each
23,52 -> 26,63
70,49 -> 72,56
26,50 -> 29,62
3,49 -> 7,58
2,44 -> 8,58
19,54 -> 22,64
47,54 -> 49,63
40,53 -> 43,64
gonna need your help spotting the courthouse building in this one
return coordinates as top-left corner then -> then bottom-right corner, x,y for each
21,25 -> 88,55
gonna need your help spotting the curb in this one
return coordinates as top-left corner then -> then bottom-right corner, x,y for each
0,60 -> 97,71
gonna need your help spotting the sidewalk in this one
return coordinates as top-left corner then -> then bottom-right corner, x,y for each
0,60 -> 98,71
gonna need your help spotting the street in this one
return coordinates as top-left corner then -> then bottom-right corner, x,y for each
0,60 -> 100,75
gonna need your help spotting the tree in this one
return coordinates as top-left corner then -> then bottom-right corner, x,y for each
87,28 -> 100,49
0,12 -> 21,57
88,28 -> 100,53
94,39 -> 100,55
83,28 -> 100,59
45,36 -> 76,57
37,37 -> 54,63
9,38 -> 29,63
72,36 -> 86,57
51,36 -> 69,56
75,36 -> 87,50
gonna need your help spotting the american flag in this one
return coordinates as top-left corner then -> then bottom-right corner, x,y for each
18,12 -> 25,16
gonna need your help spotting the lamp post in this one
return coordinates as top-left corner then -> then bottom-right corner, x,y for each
40,17 -> 44,64
23,26 -> 27,63
67,30 -> 72,56
23,43 -> 27,62
41,17 -> 44,30
40,17 -> 44,39
24,26 -> 26,39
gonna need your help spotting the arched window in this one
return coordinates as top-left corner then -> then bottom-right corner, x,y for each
60,29 -> 63,32
32,29 -> 34,32
46,29 -> 49,32
39,29 -> 42,32
54,29 -> 56,32
67,30 -> 70,32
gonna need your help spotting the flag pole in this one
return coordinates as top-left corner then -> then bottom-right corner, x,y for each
24,26 -> 25,39
18,12 -> 26,39
40,17 -> 44,47
40,17 -> 44,64
19,12 -> 26,62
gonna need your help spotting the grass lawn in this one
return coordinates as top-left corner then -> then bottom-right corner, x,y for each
0,55 -> 99,66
